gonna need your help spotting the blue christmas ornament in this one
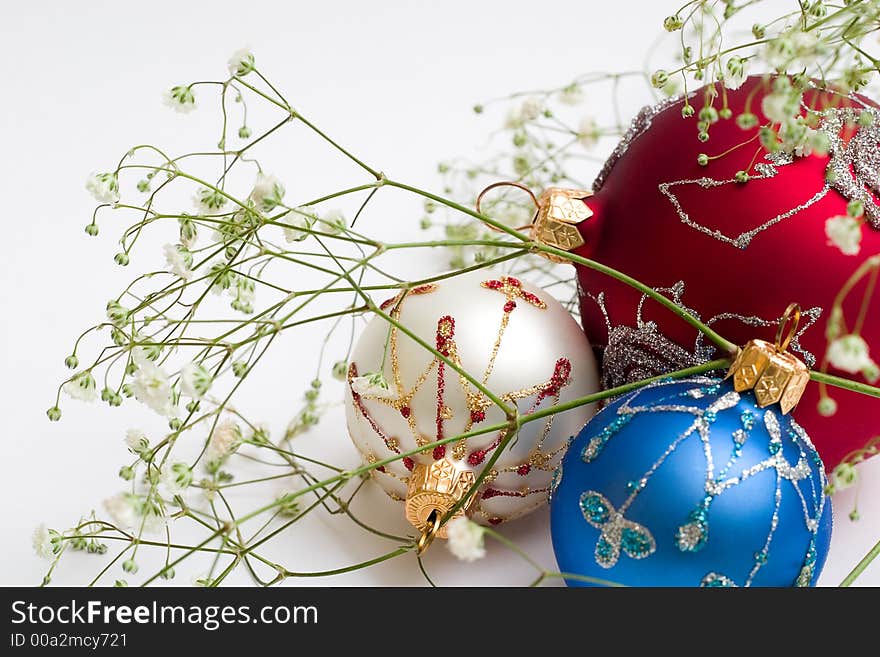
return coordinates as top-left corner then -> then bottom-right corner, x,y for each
550,376 -> 831,587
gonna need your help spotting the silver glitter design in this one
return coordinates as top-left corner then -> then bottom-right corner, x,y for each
578,377 -> 827,585
823,107 -> 880,229
549,462 -> 563,503
593,93 -> 692,192
676,521 -> 706,551
602,324 -> 702,389
700,307 -> 821,368
657,104 -> 880,249
581,437 -> 602,462
658,173 -> 830,249
701,572 -> 738,587
579,490 -> 657,568
765,410 -> 782,451
584,282 -> 823,386
587,285 -> 706,391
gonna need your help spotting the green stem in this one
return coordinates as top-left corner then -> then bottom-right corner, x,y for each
384,179 -> 530,243
840,536 -> 880,587
534,243 -> 738,354
521,358 -> 730,426
810,371 -> 880,398
279,547 -> 411,578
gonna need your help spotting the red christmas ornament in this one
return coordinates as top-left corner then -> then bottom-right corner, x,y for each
571,76 -> 880,469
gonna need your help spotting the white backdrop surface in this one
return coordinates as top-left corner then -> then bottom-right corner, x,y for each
1,0 -> 878,586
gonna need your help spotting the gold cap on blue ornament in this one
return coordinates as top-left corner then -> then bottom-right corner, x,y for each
726,303 -> 809,414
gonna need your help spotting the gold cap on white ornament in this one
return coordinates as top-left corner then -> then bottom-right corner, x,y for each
406,458 -> 475,552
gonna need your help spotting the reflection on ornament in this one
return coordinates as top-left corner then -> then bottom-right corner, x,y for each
574,76 -> 880,469
345,271 -> 599,535
550,377 -> 831,587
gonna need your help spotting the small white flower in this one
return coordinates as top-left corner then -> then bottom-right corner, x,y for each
132,332 -> 162,364
230,276 -> 256,314
163,243 -> 194,280
825,215 -> 862,256
32,524 -> 60,559
227,48 -> 255,77
577,116 -> 600,149
558,84 -> 583,106
86,172 -> 119,203
764,34 -> 797,69
104,493 -> 138,529
131,359 -> 176,417
350,371 -> 396,398
125,429 -> 150,456
761,91 -> 797,123
505,97 -> 542,130
207,420 -> 241,462
504,107 -> 524,130
161,462 -> 193,496
520,97 -> 542,121
723,57 -> 748,90
283,207 -> 317,242
318,209 -> 347,235
830,462 -> 858,491
791,30 -> 821,64
446,517 -> 486,562
765,30 -> 824,71
63,371 -> 97,402
249,172 -> 285,211
193,187 -> 227,214
180,362 -> 212,399
827,334 -> 875,374
163,85 -> 196,113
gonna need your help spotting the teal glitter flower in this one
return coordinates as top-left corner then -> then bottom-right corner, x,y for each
579,491 -> 656,568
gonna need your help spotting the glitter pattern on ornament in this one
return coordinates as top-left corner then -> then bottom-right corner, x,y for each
345,271 -> 599,528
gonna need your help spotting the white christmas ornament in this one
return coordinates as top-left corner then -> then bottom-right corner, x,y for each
344,271 -> 599,537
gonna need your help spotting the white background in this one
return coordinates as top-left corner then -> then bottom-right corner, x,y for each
1,0 -> 878,587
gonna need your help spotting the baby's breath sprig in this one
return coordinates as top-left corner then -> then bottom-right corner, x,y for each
43,18 -> 880,587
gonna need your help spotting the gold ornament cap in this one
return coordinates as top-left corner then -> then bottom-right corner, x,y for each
726,303 -> 809,414
532,187 -> 592,262
475,182 -> 593,263
405,458 -> 475,546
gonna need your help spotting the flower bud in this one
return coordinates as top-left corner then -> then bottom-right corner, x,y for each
663,15 -> 682,31
650,70 -> 669,89
817,397 -> 837,417
332,360 -> 348,380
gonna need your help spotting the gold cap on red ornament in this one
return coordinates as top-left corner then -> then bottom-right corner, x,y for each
475,182 -> 593,263
725,303 -> 809,414
532,187 -> 593,262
